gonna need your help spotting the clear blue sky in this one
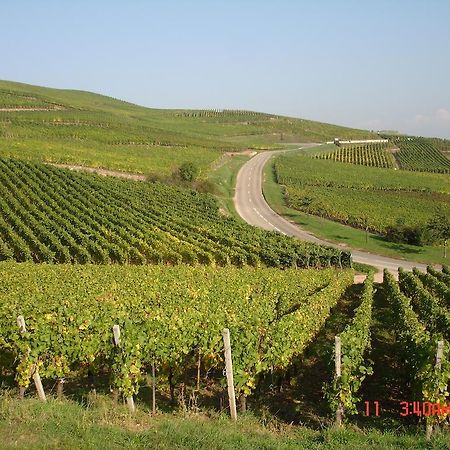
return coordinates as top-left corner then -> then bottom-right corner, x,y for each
2,0 -> 450,138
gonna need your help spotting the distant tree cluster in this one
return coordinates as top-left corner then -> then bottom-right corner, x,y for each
384,211 -> 450,256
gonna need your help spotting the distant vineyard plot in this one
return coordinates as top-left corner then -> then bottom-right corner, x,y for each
309,137 -> 450,174
274,154 -> 450,235
0,158 -> 350,268
387,136 -> 450,173
312,142 -> 395,168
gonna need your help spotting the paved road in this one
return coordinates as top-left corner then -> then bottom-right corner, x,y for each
234,145 -> 430,276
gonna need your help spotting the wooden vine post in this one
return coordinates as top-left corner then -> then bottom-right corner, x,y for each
426,340 -> 444,440
112,324 -> 135,413
152,360 -> 156,415
17,315 -> 46,402
335,336 -> 343,427
56,378 -> 65,399
222,328 -> 237,421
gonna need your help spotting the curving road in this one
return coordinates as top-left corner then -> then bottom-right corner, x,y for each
234,145 -> 429,275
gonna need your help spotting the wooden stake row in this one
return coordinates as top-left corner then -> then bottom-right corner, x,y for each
112,324 -> 135,413
16,315 -> 46,402
15,317 -> 239,421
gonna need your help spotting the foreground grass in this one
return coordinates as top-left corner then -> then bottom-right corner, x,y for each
263,158 -> 448,266
1,394 -> 449,449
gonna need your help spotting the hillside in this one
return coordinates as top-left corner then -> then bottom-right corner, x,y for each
0,158 -> 349,268
0,80 -> 376,175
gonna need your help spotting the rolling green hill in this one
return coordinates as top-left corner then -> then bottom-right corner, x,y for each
0,157 -> 350,268
0,80 -> 376,175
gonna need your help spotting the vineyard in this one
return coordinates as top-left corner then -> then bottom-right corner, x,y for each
0,158 -> 350,268
309,137 -> 450,173
0,90 -> 64,110
327,266 -> 450,434
2,79 -> 450,443
426,137 -> 450,154
380,268 -> 450,435
0,263 -> 353,400
3,260 -> 450,438
0,109 -> 224,177
177,109 -> 277,118
387,136 -> 450,173
0,80 -> 376,177
325,275 -> 374,417
273,154 -> 450,235
312,142 -> 395,169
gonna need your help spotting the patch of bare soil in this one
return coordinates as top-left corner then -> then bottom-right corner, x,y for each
47,163 -> 147,181
0,106 -> 66,112
225,150 -> 257,157
387,147 -> 401,169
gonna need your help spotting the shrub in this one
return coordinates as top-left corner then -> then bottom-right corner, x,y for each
179,162 -> 199,182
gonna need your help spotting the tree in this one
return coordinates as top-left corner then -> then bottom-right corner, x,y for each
427,211 -> 450,258
384,217 -> 426,247
178,162 -> 199,183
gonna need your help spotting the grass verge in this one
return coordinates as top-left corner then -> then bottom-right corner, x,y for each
1,393 -> 449,449
207,154 -> 251,218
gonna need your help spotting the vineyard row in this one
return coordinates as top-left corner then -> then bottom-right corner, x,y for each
0,158 -> 350,269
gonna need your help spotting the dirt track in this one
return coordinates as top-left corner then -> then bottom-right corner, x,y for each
0,107 -> 65,112
47,163 -> 147,181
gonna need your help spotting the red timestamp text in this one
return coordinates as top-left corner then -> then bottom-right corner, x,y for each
364,400 -> 380,416
400,401 -> 450,417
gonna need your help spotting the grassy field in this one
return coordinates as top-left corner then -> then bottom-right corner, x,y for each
0,80 -> 376,176
263,157 -> 449,265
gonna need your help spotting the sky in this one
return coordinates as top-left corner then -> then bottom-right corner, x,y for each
2,0 -> 450,138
